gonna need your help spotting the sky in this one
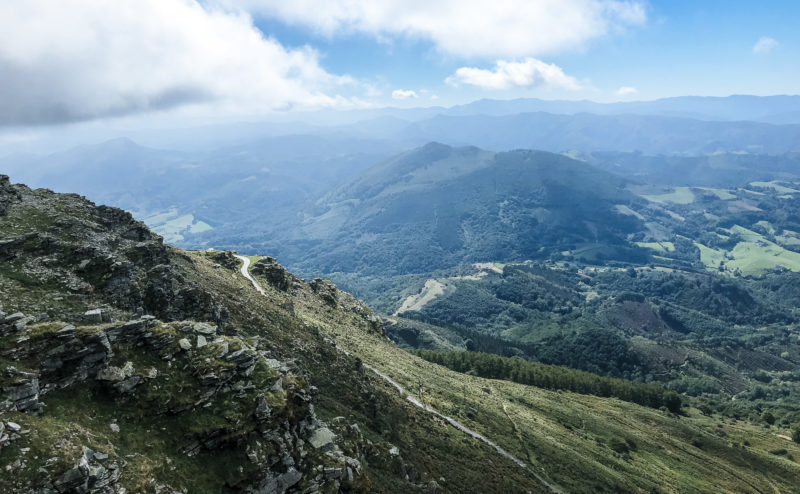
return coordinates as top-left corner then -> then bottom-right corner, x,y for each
0,0 -> 797,134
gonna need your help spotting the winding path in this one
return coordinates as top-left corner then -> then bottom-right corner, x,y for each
236,256 -> 564,493
363,361 -> 564,493
234,254 -> 265,295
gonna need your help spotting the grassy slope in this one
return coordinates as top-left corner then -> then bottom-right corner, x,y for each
692,225 -> 800,275
274,144 -> 645,275
4,181 -> 800,492
293,297 -> 800,493
750,182 -> 800,194
642,187 -> 696,205
0,184 -> 547,493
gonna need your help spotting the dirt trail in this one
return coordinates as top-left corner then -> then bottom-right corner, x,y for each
233,255 -> 265,295
236,255 -> 565,494
343,346 -> 564,493
237,257 -> 564,493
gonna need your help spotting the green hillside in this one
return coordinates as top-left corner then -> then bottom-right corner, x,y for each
267,143 -> 649,275
3,177 -> 800,492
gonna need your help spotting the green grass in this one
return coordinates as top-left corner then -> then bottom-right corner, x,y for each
642,187 -> 696,204
727,242 -> 800,275
727,225 -> 767,241
142,209 -> 214,242
636,241 -> 676,254
319,316 -> 800,494
694,226 -> 800,275
0,205 -> 55,235
189,220 -> 213,233
569,243 -> 620,261
776,230 -> 800,247
750,181 -> 800,194
695,242 -> 725,269
755,220 -> 775,235
699,187 -> 737,200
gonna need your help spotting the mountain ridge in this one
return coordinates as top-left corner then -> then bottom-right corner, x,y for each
2,175 -> 800,492
221,143 -> 646,275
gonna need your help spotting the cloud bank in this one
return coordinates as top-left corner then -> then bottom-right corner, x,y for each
391,89 -> 419,100
753,36 -> 779,54
0,0 -> 357,126
616,86 -> 638,95
447,59 -> 581,90
229,0 -> 646,58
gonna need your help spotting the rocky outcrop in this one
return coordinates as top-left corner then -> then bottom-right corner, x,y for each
7,324 -> 112,391
1,366 -> 41,413
0,233 -> 37,258
0,420 -> 23,452
209,250 -> 241,271
0,178 -> 228,325
1,307 -> 369,493
0,180 -> 386,492
310,278 -> 339,306
39,448 -> 124,494
1,312 -> 117,413
0,313 -> 175,412
0,174 -> 21,216
251,257 -> 301,292
0,311 -> 36,336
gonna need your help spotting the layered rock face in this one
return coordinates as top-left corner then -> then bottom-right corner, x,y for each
0,311 -> 364,493
0,176 -> 392,493
0,176 -> 226,325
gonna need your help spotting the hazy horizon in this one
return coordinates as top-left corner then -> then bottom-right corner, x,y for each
2,1 -> 799,155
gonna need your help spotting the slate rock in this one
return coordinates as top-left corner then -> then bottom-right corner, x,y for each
308,427 -> 335,450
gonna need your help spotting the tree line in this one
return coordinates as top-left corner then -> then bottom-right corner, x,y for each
413,349 -> 682,412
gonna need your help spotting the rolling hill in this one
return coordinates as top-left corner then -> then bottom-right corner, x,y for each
246,143 -> 650,275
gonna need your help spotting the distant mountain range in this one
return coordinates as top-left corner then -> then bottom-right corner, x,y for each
0,135 -> 408,242
186,140 -> 800,282
320,94 -> 800,125
3,94 -> 800,157
4,94 -> 800,272
396,112 -> 800,154
442,95 -> 800,123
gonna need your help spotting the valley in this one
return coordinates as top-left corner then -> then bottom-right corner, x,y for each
5,2 -> 800,491
4,97 -> 800,493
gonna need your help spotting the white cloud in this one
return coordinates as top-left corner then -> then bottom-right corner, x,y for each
225,0 -> 646,58
446,58 -> 580,90
391,89 -> 418,100
0,0 -> 360,126
753,36 -> 779,54
616,86 -> 638,95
